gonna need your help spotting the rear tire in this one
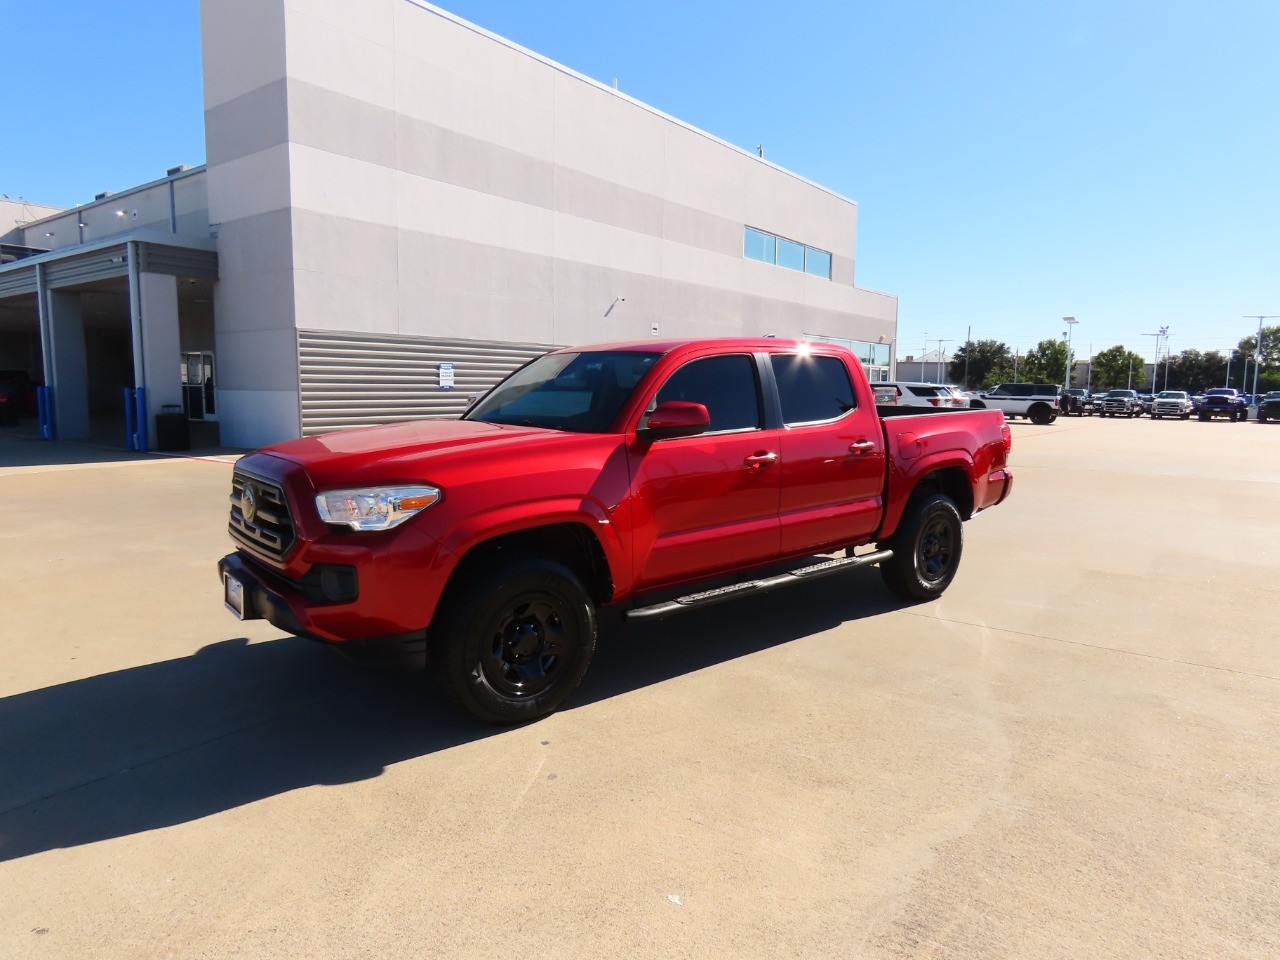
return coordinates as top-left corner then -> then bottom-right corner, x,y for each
880,493 -> 964,602
1029,403 -> 1053,425
430,558 -> 597,724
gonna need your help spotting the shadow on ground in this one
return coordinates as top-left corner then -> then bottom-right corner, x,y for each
0,432 -> 244,469
0,572 -> 902,862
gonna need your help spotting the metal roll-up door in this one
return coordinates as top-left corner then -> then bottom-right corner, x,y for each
297,329 -> 559,436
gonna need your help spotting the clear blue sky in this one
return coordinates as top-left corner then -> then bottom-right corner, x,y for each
4,0 -> 1277,362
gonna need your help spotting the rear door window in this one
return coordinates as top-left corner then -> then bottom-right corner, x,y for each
770,354 -> 856,425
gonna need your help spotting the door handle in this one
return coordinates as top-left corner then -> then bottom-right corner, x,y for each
743,451 -> 778,469
849,440 -> 877,455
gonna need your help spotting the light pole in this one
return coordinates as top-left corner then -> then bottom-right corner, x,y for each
1243,315 -> 1277,401
935,339 -> 948,384
1142,326 -> 1168,391
1063,317 -> 1078,390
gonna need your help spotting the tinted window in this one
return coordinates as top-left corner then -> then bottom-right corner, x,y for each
655,355 -> 761,432
772,354 -> 856,424
468,351 -> 660,433
992,384 -> 1033,397
904,384 -> 947,397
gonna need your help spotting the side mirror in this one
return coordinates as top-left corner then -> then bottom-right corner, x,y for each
638,401 -> 710,440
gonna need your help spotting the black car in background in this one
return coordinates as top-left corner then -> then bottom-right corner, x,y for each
1060,388 -> 1089,416
1258,391 -> 1280,423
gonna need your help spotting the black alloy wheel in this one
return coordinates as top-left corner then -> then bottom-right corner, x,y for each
880,493 -> 964,602
431,558 -> 597,724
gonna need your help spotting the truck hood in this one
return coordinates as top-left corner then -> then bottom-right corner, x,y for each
258,419 -> 606,489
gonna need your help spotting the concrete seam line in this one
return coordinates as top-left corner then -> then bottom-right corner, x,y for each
904,611 -> 1280,684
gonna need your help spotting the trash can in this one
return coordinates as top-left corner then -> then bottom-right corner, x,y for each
154,404 -> 190,451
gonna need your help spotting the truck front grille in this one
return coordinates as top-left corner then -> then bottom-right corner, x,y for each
229,471 -> 296,561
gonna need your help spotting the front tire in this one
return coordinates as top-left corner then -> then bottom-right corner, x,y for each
430,558 -> 597,724
880,493 -> 964,602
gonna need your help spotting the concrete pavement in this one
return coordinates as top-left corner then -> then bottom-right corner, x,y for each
1,417 -> 1277,959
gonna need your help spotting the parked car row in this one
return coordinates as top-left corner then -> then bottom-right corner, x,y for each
877,383 -> 1280,426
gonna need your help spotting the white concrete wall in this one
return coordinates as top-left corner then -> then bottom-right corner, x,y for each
1,199 -> 65,245
16,172 -> 210,251
273,0 -> 895,349
202,0 -> 299,447
199,0 -> 898,444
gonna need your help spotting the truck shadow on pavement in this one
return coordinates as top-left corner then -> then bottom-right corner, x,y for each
0,571 -> 901,862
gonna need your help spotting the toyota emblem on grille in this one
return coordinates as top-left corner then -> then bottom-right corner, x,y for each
241,482 -> 258,523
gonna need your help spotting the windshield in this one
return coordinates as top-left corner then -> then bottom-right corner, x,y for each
1106,390 -> 1134,397
1157,391 -> 1186,399
465,351 -> 661,433
1205,389 -> 1235,396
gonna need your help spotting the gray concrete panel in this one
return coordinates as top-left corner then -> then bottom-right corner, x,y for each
138,273 -> 183,424
283,3 -> 394,109
397,229 -> 554,303
293,271 -> 400,334
555,166 -> 665,238
395,115 -> 555,211
201,0 -> 288,110
214,210 -> 294,281
210,267 -> 296,334
46,289 -> 89,439
205,143 -> 293,226
661,200 -> 741,258
291,210 -> 397,284
213,325 -> 299,393
832,255 -> 855,287
289,81 -> 397,169
204,79 -> 289,167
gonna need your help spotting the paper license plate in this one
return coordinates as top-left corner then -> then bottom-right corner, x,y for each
224,572 -> 247,620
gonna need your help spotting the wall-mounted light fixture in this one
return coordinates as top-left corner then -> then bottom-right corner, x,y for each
114,210 -> 127,218
44,231 -> 55,238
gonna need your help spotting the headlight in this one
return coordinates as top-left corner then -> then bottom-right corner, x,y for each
315,485 -> 441,531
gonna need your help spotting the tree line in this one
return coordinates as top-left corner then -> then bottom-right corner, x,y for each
946,326 -> 1280,393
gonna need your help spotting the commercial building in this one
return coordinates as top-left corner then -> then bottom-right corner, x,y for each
0,0 -> 897,450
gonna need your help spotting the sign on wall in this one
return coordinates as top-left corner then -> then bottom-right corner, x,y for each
438,361 -> 455,390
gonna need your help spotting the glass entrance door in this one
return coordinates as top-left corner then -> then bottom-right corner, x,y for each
182,352 -> 217,421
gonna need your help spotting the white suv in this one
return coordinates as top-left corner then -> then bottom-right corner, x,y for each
879,382 -> 968,408
982,383 -> 1061,424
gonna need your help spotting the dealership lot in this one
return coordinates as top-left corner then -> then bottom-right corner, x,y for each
2,417 -> 1278,960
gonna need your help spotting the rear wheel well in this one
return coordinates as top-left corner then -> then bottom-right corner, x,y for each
446,523 -> 614,607
907,468 -> 974,520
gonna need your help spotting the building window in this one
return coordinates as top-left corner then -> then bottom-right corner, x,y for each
743,227 -> 832,280
744,227 -> 775,264
805,334 -> 892,383
804,248 -> 832,278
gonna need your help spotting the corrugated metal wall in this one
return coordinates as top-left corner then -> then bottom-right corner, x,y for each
297,329 -> 559,435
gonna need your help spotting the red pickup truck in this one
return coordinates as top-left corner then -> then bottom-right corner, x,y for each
220,338 -> 1012,722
